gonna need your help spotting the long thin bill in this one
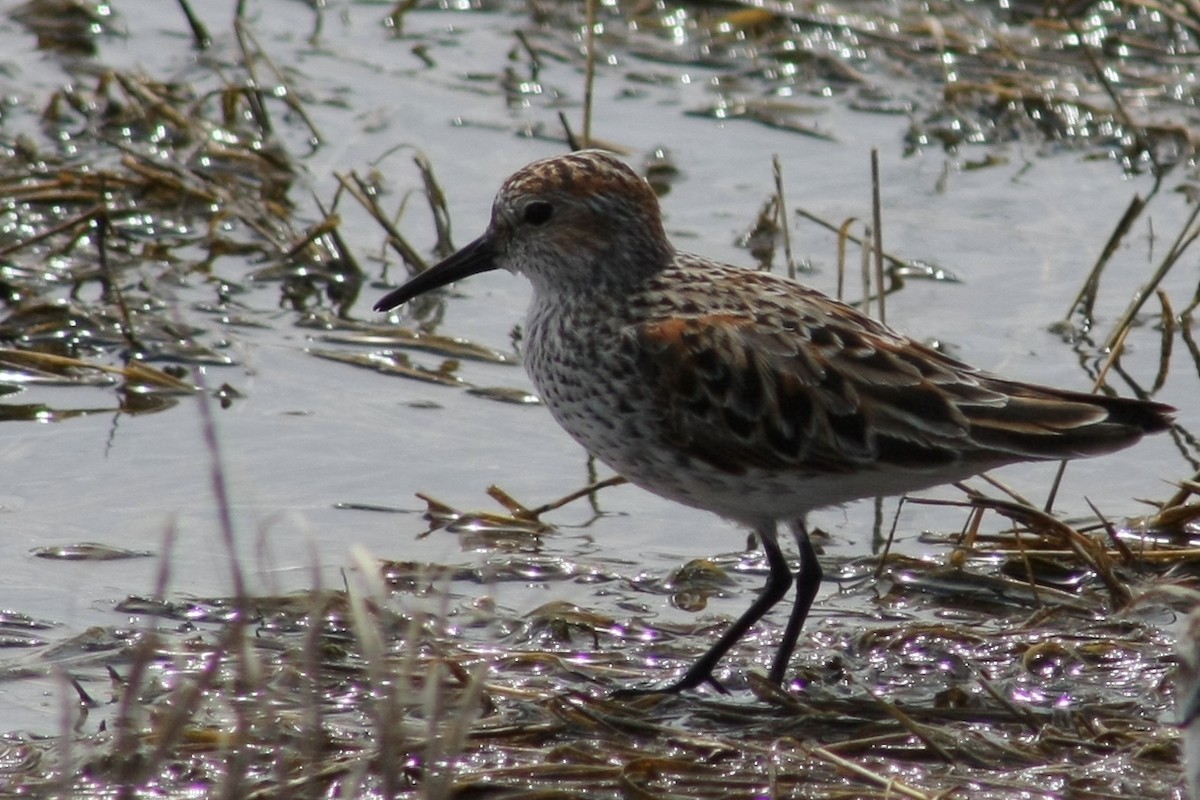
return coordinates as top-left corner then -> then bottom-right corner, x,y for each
373,234 -> 498,312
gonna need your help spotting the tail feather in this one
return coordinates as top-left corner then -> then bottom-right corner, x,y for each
963,381 -> 1174,461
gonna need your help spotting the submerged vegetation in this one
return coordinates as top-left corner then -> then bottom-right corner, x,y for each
1,0 -> 1198,797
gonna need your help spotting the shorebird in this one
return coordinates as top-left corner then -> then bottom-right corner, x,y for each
375,149 -> 1174,693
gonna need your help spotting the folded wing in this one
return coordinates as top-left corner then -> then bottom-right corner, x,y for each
630,304 -> 1172,477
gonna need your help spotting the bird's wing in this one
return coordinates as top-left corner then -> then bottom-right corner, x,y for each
628,296 -> 1164,476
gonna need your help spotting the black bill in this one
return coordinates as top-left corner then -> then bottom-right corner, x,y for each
373,234 -> 498,312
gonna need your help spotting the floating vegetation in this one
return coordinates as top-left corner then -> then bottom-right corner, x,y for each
317,329 -> 513,364
510,0 -> 1200,173
3,505 -> 1193,797
308,348 -> 468,388
31,542 -> 154,560
686,97 -> 835,139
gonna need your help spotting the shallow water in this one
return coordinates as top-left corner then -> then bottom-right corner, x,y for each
0,0 -> 1196,770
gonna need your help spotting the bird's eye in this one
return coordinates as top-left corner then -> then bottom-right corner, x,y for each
523,201 -> 553,225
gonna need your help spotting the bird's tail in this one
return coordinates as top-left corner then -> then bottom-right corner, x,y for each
963,381 -> 1175,460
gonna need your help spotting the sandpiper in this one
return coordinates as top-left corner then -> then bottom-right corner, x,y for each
375,149 -> 1175,693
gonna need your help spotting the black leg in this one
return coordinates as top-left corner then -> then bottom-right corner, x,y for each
624,522 -> 792,694
769,520 -> 821,684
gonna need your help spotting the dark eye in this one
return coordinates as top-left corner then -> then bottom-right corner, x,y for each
523,201 -> 553,225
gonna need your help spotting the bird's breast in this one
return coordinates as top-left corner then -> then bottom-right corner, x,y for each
524,297 -> 655,454
520,297 -> 792,521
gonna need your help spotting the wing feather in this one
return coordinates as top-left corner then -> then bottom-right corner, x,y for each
629,296 -> 1172,477
631,311 -> 975,475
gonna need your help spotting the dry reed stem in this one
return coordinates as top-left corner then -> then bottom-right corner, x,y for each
870,148 -> 885,325
582,0 -> 597,148
338,170 -> 429,276
1064,194 -> 1146,324
771,155 -> 796,279
807,745 -> 933,800
1104,199 -> 1200,352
